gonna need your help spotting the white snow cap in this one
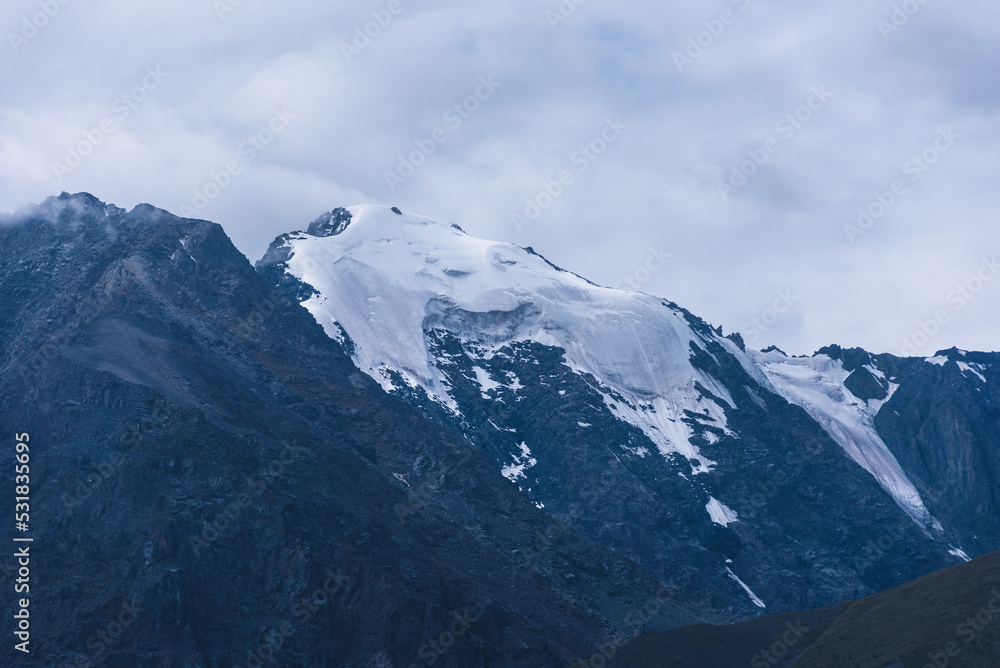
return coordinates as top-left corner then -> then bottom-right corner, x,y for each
279,205 -> 735,476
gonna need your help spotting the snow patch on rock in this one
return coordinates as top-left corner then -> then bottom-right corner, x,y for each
726,567 -> 766,608
751,350 -> 942,532
706,497 -> 739,527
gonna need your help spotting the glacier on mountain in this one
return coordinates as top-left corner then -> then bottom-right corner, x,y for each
750,349 -> 941,531
280,205 -> 735,476
272,204 -> 941,533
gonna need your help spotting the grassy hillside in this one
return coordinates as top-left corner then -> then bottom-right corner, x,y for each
596,550 -> 1000,667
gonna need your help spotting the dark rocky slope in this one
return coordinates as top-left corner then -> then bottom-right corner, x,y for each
0,193 -> 721,667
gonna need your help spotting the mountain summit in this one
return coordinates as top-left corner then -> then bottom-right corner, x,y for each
260,204 -> 734,475
260,204 -> 999,618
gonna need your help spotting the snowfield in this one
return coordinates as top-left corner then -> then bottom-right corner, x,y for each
283,205 -> 735,476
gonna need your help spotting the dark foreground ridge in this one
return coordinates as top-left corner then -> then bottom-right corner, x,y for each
602,549 -> 1000,668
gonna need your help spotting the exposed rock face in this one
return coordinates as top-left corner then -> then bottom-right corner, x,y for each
306,207 -> 353,237
868,348 -> 1000,556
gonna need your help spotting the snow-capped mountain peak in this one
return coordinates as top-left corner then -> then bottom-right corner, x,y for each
257,204 -> 986,597
260,205 -> 735,476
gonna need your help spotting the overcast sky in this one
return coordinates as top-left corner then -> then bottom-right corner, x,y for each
2,0 -> 998,356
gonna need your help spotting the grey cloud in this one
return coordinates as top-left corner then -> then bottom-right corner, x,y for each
1,0 -> 997,355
